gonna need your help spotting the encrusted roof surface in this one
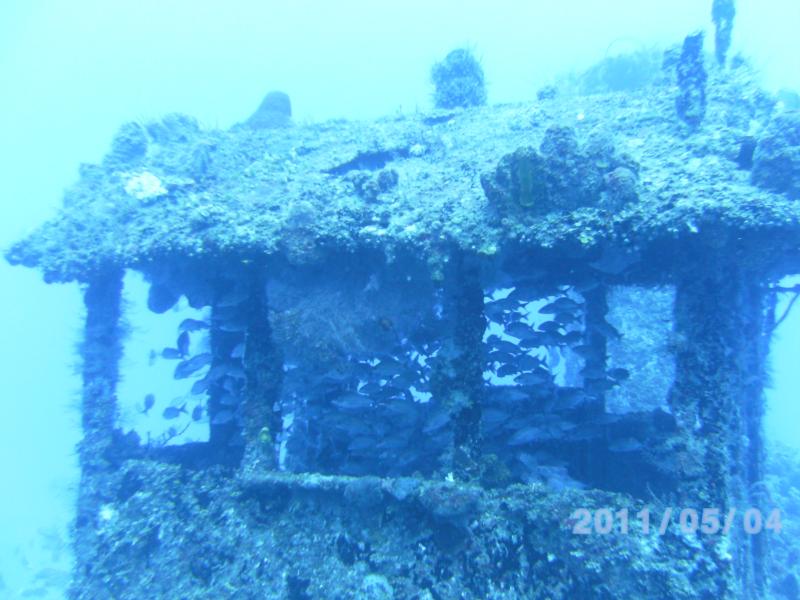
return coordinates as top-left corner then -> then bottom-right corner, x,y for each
7,64 -> 800,283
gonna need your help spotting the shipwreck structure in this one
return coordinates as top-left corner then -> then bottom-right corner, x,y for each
7,54 -> 800,599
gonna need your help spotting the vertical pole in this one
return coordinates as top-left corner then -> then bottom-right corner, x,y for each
239,271 -> 283,478
432,254 -> 486,481
73,269 -> 124,588
671,252 -> 767,598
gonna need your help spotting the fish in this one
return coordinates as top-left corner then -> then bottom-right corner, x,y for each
332,394 -> 372,411
551,387 -> 589,411
539,466 -> 586,491
516,354 -> 542,370
553,311 -> 580,326
517,452 -> 540,471
539,297 -> 583,314
211,410 -> 236,425
223,377 -> 241,394
538,320 -> 562,334
162,404 -> 187,419
584,377 -> 617,391
423,410 -> 451,433
177,331 -> 190,357
217,319 -> 248,333
590,320 -> 621,340
179,318 -> 209,333
571,344 -> 599,359
589,249 -> 640,275
218,392 -> 239,406
223,365 -> 246,380
381,398 -> 418,418
514,371 -> 551,386
561,330 -> 583,344
147,283 -> 179,314
372,363 -> 403,379
487,350 -> 515,364
191,405 -> 204,421
378,436 -> 409,450
482,408 -> 510,426
607,367 -> 630,382
518,333 -> 552,348
348,436 -> 376,452
216,287 -> 250,308
484,301 -> 513,322
230,342 -> 245,359
507,284 -> 541,303
174,353 -> 213,379
496,363 -> 519,377
494,388 -> 529,403
505,322 -> 538,341
142,393 -> 155,414
570,274 -> 601,293
191,377 -> 210,395
609,438 -> 643,453
161,347 -> 182,360
580,365 -> 606,379
358,381 -> 383,395
491,339 -> 521,354
508,426 -> 546,446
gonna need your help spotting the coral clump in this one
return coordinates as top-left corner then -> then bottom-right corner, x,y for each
245,90 -> 292,129
675,32 -> 707,128
481,126 -> 638,216
751,111 -> 800,199
431,48 -> 487,109
106,122 -> 148,164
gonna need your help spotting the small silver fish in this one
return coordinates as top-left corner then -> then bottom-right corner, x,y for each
162,404 -> 187,420
211,410 -> 236,425
514,371 -> 551,386
179,318 -> 209,333
539,297 -> 582,314
607,368 -> 630,382
496,363 -> 519,378
508,426 -> 545,446
423,410 -> 451,434
174,353 -> 213,379
505,322 -> 538,341
333,394 -> 372,411
538,321 -> 562,334
142,393 -> 155,414
516,354 -> 542,370
177,331 -> 190,357
609,438 -> 643,453
191,377 -> 209,395
218,392 -> 239,406
161,347 -> 182,360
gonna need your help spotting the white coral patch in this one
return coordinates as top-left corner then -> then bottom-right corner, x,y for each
98,504 -> 116,522
124,172 -> 167,200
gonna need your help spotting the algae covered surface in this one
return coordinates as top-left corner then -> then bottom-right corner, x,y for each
7,61 -> 800,283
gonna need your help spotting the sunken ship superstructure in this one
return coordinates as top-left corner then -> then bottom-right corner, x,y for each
8,42 -> 800,599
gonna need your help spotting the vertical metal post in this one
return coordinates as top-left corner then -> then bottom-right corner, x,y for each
239,271 -> 283,478
671,254 -> 767,598
432,254 -> 486,481
73,269 -> 124,587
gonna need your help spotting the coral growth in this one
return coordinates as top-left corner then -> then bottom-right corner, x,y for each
675,32 -> 707,128
751,111 -> 800,200
481,126 -> 639,216
712,0 -> 736,66
245,90 -> 292,129
431,48 -> 487,109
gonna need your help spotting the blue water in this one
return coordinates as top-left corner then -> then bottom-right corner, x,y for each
1,1 -> 799,597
